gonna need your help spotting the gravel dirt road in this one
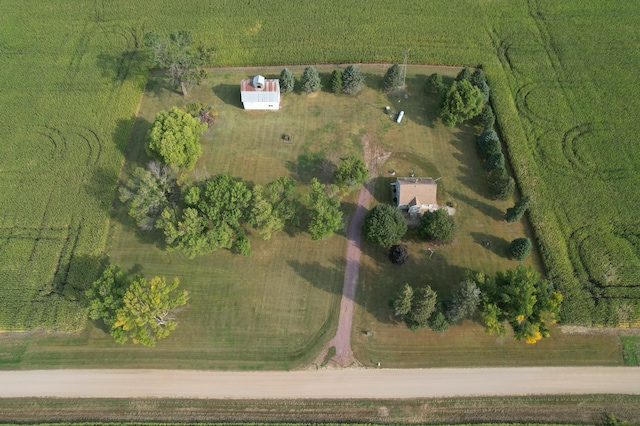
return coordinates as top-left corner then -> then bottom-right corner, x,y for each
1,367 -> 639,399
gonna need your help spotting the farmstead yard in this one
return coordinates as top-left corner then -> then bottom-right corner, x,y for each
0,0 -> 639,369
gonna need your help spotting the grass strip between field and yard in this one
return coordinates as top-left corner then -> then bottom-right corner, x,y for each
0,395 -> 639,424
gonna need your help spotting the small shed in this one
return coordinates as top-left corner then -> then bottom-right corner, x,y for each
240,75 -> 280,110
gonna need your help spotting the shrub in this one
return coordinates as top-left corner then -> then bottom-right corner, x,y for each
363,204 -> 407,246
509,237 -> 532,260
330,69 -> 342,93
342,64 -> 365,95
389,244 -> 409,265
418,209 -> 456,243
279,68 -> 295,93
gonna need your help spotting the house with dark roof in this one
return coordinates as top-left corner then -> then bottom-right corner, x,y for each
390,177 -> 438,216
240,75 -> 280,110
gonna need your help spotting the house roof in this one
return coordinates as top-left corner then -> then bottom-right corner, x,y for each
241,76 -> 280,103
396,177 -> 437,207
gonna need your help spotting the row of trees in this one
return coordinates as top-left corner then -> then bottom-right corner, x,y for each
390,265 -> 562,343
279,65 -> 365,95
476,130 -> 515,201
120,156 -> 370,258
362,205 -> 457,248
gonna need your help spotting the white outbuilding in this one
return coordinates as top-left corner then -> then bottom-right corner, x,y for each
240,75 -> 280,110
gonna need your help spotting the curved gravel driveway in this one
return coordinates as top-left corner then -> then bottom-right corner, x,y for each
1,368 -> 639,398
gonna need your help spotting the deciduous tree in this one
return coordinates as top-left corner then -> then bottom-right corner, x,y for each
446,280 -> 481,323
146,107 -> 206,170
333,155 -> 369,190
145,30 -> 213,96
363,204 -> 408,246
119,161 -> 175,230
301,66 -> 321,93
342,64 -> 365,95
439,79 -> 484,127
279,68 -> 295,93
87,265 -> 188,347
477,266 -> 562,343
418,209 -> 456,243
383,63 -> 402,92
306,178 -> 343,240
112,274 -> 188,347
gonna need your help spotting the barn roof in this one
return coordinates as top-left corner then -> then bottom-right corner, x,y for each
241,77 -> 280,103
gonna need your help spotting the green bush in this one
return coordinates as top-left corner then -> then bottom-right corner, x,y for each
363,204 -> 408,246
419,209 -> 456,243
279,68 -> 296,93
342,64 -> 365,95
477,104 -> 495,130
425,73 -> 444,95
488,167 -> 515,201
509,237 -> 532,260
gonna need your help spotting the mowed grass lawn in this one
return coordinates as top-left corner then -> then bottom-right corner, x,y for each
1,65 -> 623,369
351,66 -> 623,368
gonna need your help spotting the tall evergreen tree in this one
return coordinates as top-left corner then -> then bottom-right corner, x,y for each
383,63 -> 403,92
470,68 -> 486,87
456,67 -> 472,82
342,64 -> 365,95
330,69 -> 343,93
279,68 -> 295,93
505,196 -> 531,223
301,66 -> 321,93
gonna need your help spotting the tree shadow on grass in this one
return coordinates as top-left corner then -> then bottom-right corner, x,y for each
450,134 -> 493,199
449,191 -> 505,222
285,152 -> 334,184
470,232 -> 509,258
112,116 -> 152,163
287,259 -> 343,297
212,83 -> 244,109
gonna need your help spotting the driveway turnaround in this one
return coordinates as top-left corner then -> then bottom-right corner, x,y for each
1,367 -> 639,399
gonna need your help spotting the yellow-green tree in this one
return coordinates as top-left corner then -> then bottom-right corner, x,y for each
477,266 -> 562,344
87,265 -> 188,347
